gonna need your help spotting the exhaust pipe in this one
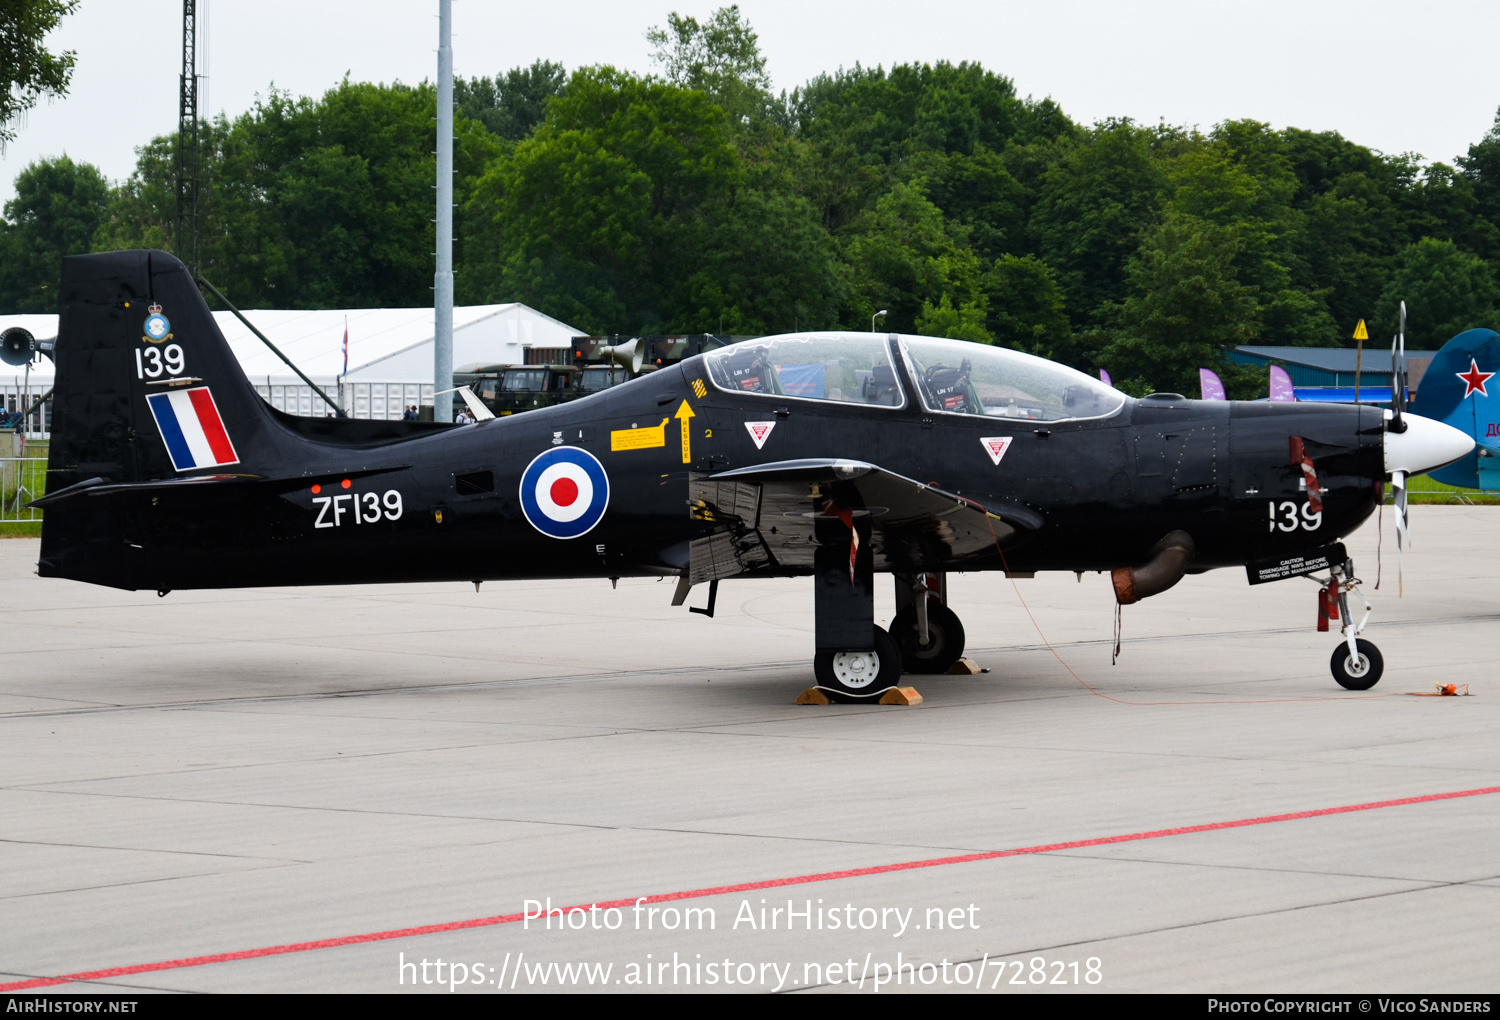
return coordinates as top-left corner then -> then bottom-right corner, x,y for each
1112,530 -> 1195,605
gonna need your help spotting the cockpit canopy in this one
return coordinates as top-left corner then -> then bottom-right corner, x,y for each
704,332 -> 905,407
703,332 -> 1124,422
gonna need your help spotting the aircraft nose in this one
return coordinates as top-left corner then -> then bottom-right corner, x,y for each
1384,413 -> 1475,475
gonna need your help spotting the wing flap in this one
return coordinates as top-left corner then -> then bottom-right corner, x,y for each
688,458 -> 1041,580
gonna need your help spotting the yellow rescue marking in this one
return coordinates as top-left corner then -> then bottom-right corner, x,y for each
675,400 -> 696,463
1353,319 -> 1369,341
610,418 -> 668,452
691,378 -> 707,398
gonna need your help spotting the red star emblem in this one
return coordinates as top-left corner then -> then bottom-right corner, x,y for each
1456,357 -> 1495,398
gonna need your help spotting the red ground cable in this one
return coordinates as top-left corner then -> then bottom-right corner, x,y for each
980,511 -> 1404,706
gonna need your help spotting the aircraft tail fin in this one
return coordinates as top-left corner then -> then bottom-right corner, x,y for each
39,249 -> 446,587
46,250 -> 295,487
1409,327 -> 1500,489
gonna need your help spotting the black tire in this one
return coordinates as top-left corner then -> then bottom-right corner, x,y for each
814,626 -> 903,700
889,604 -> 966,674
1330,638 -> 1383,690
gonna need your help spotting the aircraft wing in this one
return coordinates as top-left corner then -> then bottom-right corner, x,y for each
685,458 -> 1042,583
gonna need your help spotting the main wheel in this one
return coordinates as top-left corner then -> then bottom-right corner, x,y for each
814,626 -> 903,700
889,603 -> 966,674
1330,638 -> 1383,690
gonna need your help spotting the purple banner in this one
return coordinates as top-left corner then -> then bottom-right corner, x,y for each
1269,365 -> 1295,402
1199,368 -> 1226,401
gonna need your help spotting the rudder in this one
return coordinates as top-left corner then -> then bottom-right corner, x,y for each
40,250 -> 298,586
1410,327 -> 1500,489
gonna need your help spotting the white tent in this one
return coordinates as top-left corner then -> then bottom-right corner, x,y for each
0,303 -> 580,428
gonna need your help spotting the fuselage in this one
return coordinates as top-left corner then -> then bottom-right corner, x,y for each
42,346 -> 1386,592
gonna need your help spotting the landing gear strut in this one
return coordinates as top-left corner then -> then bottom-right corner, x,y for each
1326,559 -> 1382,690
890,572 -> 966,673
812,507 -> 899,701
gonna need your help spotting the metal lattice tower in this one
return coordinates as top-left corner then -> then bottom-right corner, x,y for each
176,0 -> 200,275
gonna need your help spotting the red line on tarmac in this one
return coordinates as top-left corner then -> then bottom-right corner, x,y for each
6,783 -> 1498,993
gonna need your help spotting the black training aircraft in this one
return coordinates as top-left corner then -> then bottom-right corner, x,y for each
33,251 -> 1474,698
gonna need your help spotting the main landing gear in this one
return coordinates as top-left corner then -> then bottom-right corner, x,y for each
813,557 -> 970,700
809,510 -> 892,702
1324,558 -> 1382,690
808,504 -> 976,700
889,572 -> 966,674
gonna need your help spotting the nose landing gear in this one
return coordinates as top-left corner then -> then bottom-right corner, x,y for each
1331,638 -> 1383,689
1326,559 -> 1382,690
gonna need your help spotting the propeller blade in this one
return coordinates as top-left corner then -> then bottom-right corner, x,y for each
1394,301 -> 1409,421
1392,469 -> 1407,596
1389,334 -> 1407,433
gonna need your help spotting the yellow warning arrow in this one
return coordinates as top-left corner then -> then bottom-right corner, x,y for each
675,400 -> 695,464
1353,319 -> 1369,341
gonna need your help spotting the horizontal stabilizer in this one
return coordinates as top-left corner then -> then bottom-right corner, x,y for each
29,464 -> 410,509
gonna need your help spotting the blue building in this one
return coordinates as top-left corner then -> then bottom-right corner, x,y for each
1227,345 -> 1436,403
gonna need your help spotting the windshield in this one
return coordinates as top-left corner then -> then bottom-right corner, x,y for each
502,370 -> 547,392
703,333 -> 904,407
579,367 -> 628,393
899,336 -> 1124,422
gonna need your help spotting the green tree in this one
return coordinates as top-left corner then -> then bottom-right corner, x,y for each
838,179 -> 982,334
647,5 -> 771,124
919,146 -> 1025,260
1375,237 -> 1500,344
1279,128 -> 1424,338
455,60 -> 566,142
0,154 -> 109,312
788,61 -> 1028,235
677,186 -> 844,334
1092,215 -> 1261,396
980,254 -> 1071,358
465,67 -> 838,333
1459,107 -> 1500,262
1,0 -> 79,147
100,80 -> 497,308
1170,130 -> 1338,345
915,293 -> 992,344
1030,121 -> 1169,323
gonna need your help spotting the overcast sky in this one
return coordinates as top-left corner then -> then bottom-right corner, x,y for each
4,0 -> 1500,209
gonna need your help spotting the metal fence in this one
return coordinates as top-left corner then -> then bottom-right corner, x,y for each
1402,474 -> 1492,501
0,457 -> 47,521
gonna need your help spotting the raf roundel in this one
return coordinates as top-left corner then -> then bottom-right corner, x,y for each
519,447 -> 610,539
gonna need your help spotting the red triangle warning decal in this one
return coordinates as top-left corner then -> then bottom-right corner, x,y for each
980,436 -> 1013,466
745,420 -> 776,449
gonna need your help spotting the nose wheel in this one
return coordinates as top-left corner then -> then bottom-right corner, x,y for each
1330,638 -> 1383,690
1325,559 -> 1382,690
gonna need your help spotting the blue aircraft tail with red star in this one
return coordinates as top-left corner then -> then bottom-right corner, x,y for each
1410,328 -> 1500,490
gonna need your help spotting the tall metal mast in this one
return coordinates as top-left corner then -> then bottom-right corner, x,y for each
433,0 -> 454,424
176,0 -> 201,275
